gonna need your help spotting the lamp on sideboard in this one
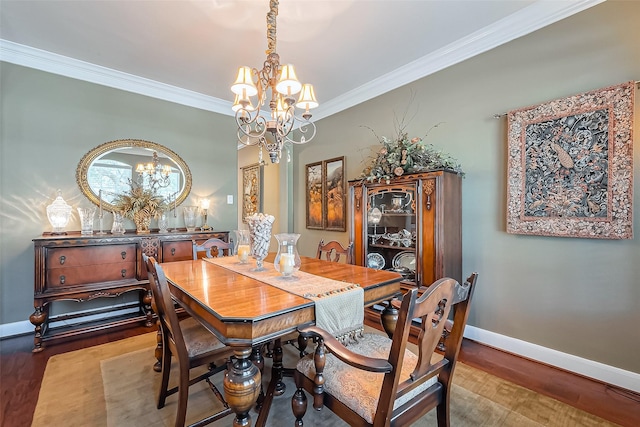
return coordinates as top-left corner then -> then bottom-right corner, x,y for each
46,190 -> 72,234
200,198 -> 211,231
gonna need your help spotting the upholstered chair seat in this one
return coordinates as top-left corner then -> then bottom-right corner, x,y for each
178,317 -> 228,359
296,333 -> 439,423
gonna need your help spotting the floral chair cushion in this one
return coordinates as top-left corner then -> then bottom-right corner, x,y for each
296,333 -> 439,423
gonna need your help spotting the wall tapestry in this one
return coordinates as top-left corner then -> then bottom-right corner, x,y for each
506,81 -> 635,239
242,163 -> 261,223
306,157 -> 346,231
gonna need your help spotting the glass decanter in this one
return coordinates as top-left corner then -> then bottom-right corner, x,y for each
274,233 -> 301,278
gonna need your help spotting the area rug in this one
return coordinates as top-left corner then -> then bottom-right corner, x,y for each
32,332 -> 617,427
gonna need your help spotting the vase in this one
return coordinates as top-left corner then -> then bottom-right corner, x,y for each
111,212 -> 126,234
77,207 -> 96,235
234,229 -> 251,264
133,211 -> 151,234
246,213 -> 275,271
158,211 -> 169,233
274,233 -> 301,278
183,206 -> 198,232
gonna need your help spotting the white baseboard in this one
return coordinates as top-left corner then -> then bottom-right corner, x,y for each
0,320 -> 33,338
464,325 -> 640,394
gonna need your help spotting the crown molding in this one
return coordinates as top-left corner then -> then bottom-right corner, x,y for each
1,0 -> 604,120
313,0 -> 605,120
0,39 -> 234,116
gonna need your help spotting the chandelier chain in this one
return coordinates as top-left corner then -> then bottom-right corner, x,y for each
266,0 -> 278,55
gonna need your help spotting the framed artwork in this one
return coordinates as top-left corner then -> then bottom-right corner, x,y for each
506,81 -> 634,239
305,161 -> 323,229
241,163 -> 261,223
323,156 -> 346,231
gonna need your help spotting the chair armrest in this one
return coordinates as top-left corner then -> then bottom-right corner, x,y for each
298,325 -> 392,373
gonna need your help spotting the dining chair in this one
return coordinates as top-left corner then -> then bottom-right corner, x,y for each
316,239 -> 354,264
192,238 -> 234,259
292,272 -> 478,427
144,254 -> 234,427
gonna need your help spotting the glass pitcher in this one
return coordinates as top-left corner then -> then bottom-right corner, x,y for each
274,233 -> 301,278
234,229 -> 251,264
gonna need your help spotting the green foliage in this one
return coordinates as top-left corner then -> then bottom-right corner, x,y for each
359,124 -> 464,183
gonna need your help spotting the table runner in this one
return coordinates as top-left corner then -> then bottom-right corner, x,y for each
203,257 -> 364,343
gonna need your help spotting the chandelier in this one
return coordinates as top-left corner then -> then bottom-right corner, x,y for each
231,0 -> 319,164
135,151 -> 172,191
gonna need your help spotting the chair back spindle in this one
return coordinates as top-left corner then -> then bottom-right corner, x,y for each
316,239 -> 354,264
192,238 -> 234,259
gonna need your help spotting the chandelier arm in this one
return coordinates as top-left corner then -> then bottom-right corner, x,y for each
284,118 -> 317,145
235,109 -> 270,147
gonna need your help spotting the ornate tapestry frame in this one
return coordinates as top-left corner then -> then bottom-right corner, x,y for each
241,163 -> 261,223
506,81 -> 635,239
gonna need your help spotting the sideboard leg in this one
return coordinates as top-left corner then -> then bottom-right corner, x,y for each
30,304 -> 48,353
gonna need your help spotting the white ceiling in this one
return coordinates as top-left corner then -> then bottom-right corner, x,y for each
0,0 -> 603,120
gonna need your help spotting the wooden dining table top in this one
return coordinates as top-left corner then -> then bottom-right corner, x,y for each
161,254 -> 403,347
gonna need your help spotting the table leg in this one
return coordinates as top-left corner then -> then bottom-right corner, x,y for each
224,347 -> 262,427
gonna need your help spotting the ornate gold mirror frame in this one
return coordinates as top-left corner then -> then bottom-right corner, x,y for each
76,139 -> 192,212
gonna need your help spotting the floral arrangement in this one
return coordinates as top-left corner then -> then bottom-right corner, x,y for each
359,125 -> 464,183
111,184 -> 166,233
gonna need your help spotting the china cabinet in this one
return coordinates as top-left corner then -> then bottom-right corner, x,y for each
349,170 -> 461,290
31,230 -> 229,352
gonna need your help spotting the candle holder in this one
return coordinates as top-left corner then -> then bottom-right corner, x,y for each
234,229 -> 251,264
171,193 -> 179,232
96,190 -> 107,235
274,233 -> 301,278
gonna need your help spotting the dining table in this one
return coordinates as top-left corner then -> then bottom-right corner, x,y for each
161,254 -> 403,427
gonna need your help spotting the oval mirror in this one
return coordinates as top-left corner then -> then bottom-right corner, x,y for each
76,139 -> 192,212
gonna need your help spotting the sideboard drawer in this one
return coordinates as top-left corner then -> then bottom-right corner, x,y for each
47,244 -> 137,268
46,262 -> 137,288
162,240 -> 192,262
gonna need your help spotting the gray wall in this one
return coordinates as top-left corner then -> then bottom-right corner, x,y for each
294,1 -> 640,374
0,64 -> 238,324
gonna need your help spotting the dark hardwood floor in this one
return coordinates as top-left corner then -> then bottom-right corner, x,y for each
1,326 -> 638,427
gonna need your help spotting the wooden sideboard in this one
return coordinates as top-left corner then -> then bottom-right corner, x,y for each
31,230 -> 230,352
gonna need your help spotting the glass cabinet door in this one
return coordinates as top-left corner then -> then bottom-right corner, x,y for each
365,183 -> 417,284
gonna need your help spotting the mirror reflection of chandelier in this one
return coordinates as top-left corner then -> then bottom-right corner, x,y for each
231,0 -> 319,164
135,151 -> 171,191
